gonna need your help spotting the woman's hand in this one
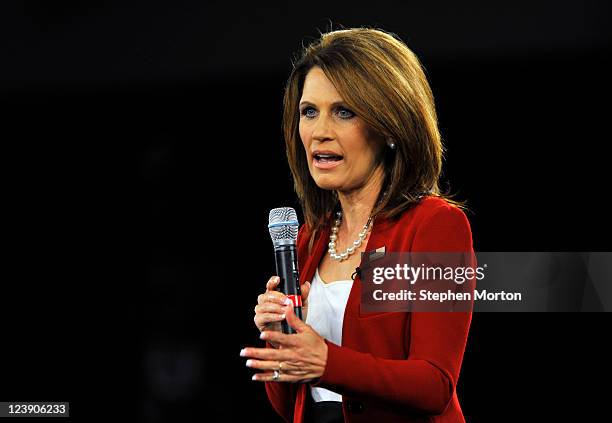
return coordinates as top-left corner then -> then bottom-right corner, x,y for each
254,276 -> 311,348
243,300 -> 327,383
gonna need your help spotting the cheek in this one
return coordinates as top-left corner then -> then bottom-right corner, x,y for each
299,125 -> 309,148
346,134 -> 376,162
347,143 -> 380,175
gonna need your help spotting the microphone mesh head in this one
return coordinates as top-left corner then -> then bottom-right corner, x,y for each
268,207 -> 299,245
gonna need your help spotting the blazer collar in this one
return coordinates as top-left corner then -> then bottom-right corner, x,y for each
300,214 -> 395,284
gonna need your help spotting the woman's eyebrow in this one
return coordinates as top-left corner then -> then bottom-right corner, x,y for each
299,100 -> 347,108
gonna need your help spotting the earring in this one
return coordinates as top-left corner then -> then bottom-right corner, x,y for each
387,138 -> 396,150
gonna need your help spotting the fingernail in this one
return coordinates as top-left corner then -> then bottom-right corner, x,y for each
252,374 -> 258,381
240,348 -> 246,357
284,298 -> 292,305
280,313 -> 286,319
259,332 -> 266,340
246,359 -> 253,367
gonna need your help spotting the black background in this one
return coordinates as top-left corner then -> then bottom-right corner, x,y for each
1,1 -> 610,421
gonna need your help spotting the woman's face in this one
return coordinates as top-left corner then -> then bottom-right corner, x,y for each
299,66 -> 385,193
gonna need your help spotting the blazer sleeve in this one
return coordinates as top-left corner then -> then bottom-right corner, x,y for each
310,205 -> 474,415
263,223 -> 310,422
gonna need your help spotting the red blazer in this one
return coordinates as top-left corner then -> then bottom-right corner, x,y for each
264,196 -> 474,423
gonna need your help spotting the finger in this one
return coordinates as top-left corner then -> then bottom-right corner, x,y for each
245,358 -> 281,371
301,280 -> 311,302
284,302 -> 309,333
254,313 -> 286,328
240,346 -> 293,361
267,292 -> 291,306
251,371 -> 307,382
255,303 -> 286,315
265,276 -> 280,291
258,291 -> 288,307
260,330 -> 298,347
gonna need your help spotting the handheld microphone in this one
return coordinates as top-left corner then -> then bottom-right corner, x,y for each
268,207 -> 303,334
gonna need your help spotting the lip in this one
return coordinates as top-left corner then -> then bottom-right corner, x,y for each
311,149 -> 344,170
312,149 -> 343,157
312,157 -> 343,170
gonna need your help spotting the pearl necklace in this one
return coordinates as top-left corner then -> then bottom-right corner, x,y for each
328,211 -> 373,261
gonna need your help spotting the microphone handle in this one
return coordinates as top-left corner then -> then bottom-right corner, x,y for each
274,244 -> 303,334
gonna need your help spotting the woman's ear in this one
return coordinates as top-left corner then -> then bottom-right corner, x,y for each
367,129 -> 387,163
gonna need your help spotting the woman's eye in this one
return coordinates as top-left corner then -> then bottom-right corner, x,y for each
337,107 -> 355,119
300,106 -> 354,119
301,107 -> 317,118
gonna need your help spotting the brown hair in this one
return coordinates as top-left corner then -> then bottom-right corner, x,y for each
282,26 -> 467,251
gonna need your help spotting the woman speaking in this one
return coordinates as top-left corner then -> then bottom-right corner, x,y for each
240,27 -> 474,423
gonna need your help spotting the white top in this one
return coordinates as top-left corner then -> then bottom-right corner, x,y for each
305,267 -> 353,402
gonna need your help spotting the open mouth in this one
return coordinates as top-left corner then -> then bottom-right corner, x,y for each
314,153 -> 344,163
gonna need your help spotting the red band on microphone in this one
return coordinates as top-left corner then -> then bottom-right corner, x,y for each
287,294 -> 302,307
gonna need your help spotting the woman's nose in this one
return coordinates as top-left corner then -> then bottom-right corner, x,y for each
311,113 -> 335,142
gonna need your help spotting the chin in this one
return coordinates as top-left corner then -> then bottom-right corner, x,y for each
312,175 -> 342,191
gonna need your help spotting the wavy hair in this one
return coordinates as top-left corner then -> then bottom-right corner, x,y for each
282,27 -> 466,250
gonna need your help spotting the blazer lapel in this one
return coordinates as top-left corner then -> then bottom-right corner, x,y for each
300,224 -> 330,283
